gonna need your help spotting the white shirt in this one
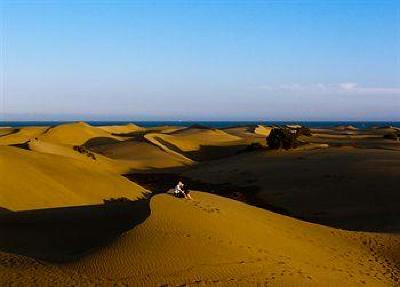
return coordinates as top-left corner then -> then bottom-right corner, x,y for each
175,184 -> 183,194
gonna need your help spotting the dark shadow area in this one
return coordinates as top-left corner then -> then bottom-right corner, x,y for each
9,141 -> 30,150
125,161 -> 400,233
153,136 -> 249,161
0,128 -> 19,138
0,207 -> 12,213
125,172 -> 290,216
168,124 -> 215,135
83,136 -> 121,148
300,213 -> 400,233
186,144 -> 249,161
0,198 -> 150,262
111,130 -> 148,139
221,124 -> 258,133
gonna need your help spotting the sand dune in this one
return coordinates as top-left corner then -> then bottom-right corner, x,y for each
254,125 -> 272,136
0,127 -> 15,137
1,122 -> 400,286
88,139 -> 191,170
37,122 -> 119,146
147,128 -> 245,161
1,192 -> 399,286
0,126 -> 47,145
334,125 -> 359,131
26,138 -> 131,174
0,146 -> 145,210
97,123 -> 144,134
184,147 -> 400,232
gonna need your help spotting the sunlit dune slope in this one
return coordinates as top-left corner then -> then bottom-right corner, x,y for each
38,122 -> 119,146
254,124 -> 272,136
0,146 -> 145,210
0,126 -> 47,145
26,139 -> 127,173
145,127 -> 245,161
2,192 -> 398,286
334,125 -> 359,131
164,127 -> 242,150
64,192 -> 400,286
97,123 -> 144,134
88,139 -> 190,169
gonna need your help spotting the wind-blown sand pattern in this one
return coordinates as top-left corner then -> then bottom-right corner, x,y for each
1,122 -> 399,286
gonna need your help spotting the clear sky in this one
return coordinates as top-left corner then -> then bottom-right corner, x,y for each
1,0 -> 399,121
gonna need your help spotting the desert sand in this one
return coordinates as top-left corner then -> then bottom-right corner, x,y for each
1,122 -> 399,286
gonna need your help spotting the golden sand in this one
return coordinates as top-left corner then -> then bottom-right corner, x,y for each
0,123 -> 399,286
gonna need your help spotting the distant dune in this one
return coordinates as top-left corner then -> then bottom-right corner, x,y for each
254,124 -> 272,136
97,123 -> 144,134
0,126 -> 47,145
38,122 -> 119,146
147,127 -> 245,161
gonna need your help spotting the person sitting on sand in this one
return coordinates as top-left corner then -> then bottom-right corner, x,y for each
174,181 -> 192,199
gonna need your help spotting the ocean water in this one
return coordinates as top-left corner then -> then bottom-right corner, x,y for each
0,121 -> 399,129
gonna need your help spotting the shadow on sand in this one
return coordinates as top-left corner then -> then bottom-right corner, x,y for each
125,171 -> 290,216
153,135 -> 249,161
0,198 -> 150,262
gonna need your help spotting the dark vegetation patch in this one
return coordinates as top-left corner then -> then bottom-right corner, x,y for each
383,133 -> 400,141
125,173 -> 290,216
267,127 -> 312,150
296,127 -> 312,136
73,145 -> 96,160
239,142 -> 267,153
267,127 -> 299,150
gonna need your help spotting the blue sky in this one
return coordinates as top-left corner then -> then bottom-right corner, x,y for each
1,0 -> 399,121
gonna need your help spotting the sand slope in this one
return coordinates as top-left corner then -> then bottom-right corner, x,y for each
89,139 -> 191,170
160,127 -> 242,151
0,146 -> 145,210
97,123 -> 144,134
184,147 -> 400,232
0,126 -> 47,145
38,122 -> 118,146
254,125 -> 272,136
1,192 -> 398,286
146,127 -> 245,161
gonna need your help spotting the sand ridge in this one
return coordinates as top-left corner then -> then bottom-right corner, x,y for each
37,122 -> 120,146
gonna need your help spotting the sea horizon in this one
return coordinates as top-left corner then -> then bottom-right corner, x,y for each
1,120 -> 399,129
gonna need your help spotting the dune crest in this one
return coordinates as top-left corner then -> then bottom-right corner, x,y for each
98,123 -> 144,134
38,122 -> 119,146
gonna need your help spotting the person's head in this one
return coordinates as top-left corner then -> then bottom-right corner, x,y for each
178,181 -> 183,186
